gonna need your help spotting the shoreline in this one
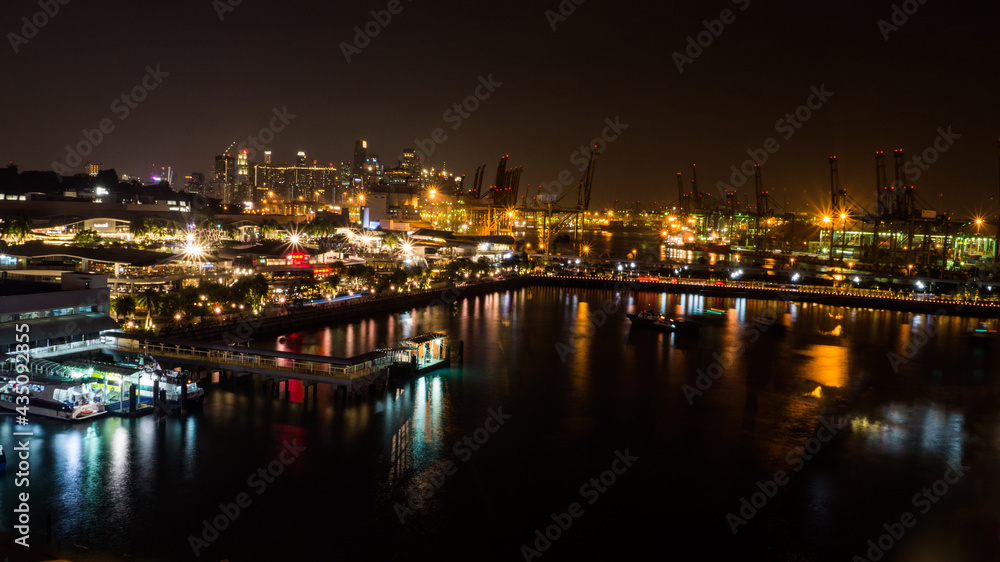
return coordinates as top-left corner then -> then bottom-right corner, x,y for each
152,275 -> 1000,343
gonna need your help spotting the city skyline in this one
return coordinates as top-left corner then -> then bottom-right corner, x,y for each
2,0 -> 998,211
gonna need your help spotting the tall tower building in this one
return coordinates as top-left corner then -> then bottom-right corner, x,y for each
214,154 -> 236,204
401,149 -> 421,174
296,151 -> 307,167
236,149 -> 250,203
352,140 -> 367,180
264,151 -> 272,165
185,172 -> 205,196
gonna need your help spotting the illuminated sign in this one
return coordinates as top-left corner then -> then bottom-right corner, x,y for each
93,223 -> 109,228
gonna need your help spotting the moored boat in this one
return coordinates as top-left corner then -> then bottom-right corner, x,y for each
627,310 -> 700,334
0,378 -> 107,421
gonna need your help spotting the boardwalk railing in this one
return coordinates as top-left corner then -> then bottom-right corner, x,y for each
110,338 -> 389,381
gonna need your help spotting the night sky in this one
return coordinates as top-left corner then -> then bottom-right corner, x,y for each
3,0 -> 998,212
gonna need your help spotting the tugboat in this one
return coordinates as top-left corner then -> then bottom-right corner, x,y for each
627,310 -> 700,334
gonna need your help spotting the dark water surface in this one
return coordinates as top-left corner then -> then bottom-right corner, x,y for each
3,287 -> 1000,561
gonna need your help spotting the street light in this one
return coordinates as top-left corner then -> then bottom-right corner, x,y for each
821,215 -> 832,260
840,212 -> 848,262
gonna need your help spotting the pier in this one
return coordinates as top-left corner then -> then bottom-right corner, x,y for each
17,330 -> 454,410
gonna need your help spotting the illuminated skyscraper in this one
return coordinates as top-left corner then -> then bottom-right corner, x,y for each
214,154 -> 236,203
351,140 -> 367,182
296,151 -> 307,167
401,149 -> 421,174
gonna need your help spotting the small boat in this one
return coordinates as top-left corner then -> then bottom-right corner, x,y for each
627,310 -> 700,334
969,321 -> 999,341
0,379 -> 107,421
688,308 -> 729,324
136,357 -> 205,409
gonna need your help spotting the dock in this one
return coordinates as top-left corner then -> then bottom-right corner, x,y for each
9,331 -> 457,414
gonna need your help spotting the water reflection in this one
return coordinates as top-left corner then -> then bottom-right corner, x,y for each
2,287 -> 994,561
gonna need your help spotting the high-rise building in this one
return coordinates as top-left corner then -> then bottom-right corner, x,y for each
184,172 -> 205,196
214,154 -> 236,203
236,150 -> 251,204
256,162 -> 339,212
85,163 -> 101,177
401,149 -> 421,174
352,140 -> 367,181
296,151 -> 307,167
264,151 -> 272,165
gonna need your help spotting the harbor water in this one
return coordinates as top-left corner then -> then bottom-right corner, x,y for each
2,286 -> 999,561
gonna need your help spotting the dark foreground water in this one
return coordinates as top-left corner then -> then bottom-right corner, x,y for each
3,287 -> 1000,561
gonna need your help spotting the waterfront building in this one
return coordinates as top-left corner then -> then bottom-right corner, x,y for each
0,272 -> 117,355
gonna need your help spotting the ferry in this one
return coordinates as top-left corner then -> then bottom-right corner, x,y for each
0,378 -> 108,421
627,310 -> 700,334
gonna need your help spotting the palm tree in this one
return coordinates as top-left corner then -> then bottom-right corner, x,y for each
382,233 -> 400,253
260,219 -> 279,240
3,216 -> 33,245
136,288 -> 161,331
112,295 -> 137,324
